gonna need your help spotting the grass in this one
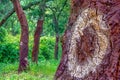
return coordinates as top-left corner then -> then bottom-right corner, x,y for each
0,60 -> 59,80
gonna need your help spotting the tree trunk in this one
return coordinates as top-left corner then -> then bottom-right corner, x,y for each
53,13 -> 59,60
11,0 -> 29,73
32,20 -> 43,63
32,0 -> 46,63
55,0 -> 120,80
54,33 -> 59,60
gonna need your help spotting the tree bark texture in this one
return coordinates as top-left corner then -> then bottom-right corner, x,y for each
11,0 -> 29,73
55,0 -> 120,80
32,20 -> 43,63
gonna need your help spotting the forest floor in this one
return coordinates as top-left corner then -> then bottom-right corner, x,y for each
0,60 -> 59,80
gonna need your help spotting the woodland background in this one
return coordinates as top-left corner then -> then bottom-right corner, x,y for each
0,0 -> 70,79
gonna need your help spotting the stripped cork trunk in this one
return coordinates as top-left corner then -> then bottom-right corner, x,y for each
11,0 -> 29,73
55,0 -> 120,80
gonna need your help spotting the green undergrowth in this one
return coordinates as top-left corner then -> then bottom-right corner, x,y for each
0,60 -> 59,80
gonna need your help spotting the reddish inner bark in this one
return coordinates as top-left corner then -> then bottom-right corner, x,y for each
76,26 -> 97,64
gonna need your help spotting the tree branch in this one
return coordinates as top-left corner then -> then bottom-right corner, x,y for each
0,1 -> 41,27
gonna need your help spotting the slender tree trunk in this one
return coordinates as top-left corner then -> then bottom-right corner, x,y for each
54,33 -> 59,60
32,20 -> 43,63
55,0 -> 120,79
53,13 -> 59,60
32,0 -> 46,63
11,0 -> 29,73
54,0 -> 68,60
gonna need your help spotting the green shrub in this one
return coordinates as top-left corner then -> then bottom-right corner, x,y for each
0,27 -> 7,42
0,34 -> 56,63
28,36 -> 55,61
0,35 -> 19,63
0,42 -> 19,63
39,36 -> 55,60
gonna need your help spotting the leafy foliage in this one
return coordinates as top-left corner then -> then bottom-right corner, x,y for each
0,0 -> 70,36
0,35 -> 19,63
0,27 -> 7,42
40,36 -> 55,60
0,35 -> 57,63
0,0 -> 70,79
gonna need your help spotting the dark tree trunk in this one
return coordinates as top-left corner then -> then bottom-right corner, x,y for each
32,20 -> 43,63
53,13 -> 59,60
11,0 -> 29,73
55,0 -> 120,80
54,33 -> 59,60
54,0 -> 68,60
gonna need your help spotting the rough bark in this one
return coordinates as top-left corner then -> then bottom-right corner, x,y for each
32,20 -> 43,63
55,0 -> 120,80
0,1 -> 41,27
11,0 -> 29,73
